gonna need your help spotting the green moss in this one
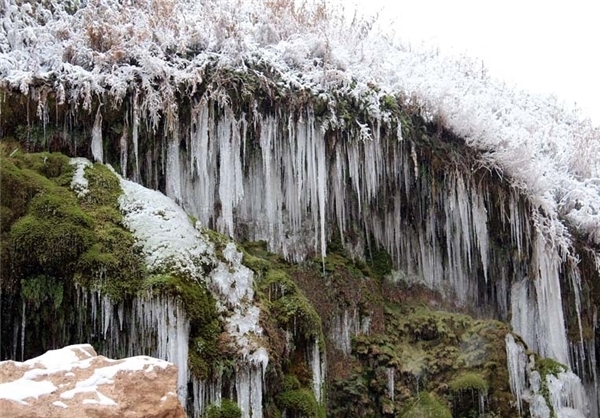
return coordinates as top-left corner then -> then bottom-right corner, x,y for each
144,273 -> 221,379
330,299 -> 517,418
276,388 -> 323,418
205,399 -> 242,418
70,164 -> 146,300
81,163 -> 122,207
242,251 -> 271,277
283,374 -> 302,391
10,214 -> 95,277
0,152 -> 75,221
366,245 -> 393,281
202,227 -> 231,259
19,152 -> 72,180
536,357 -> 567,380
21,275 -> 64,310
449,372 -> 489,393
264,268 -> 322,341
0,150 -> 152,357
400,392 -> 451,418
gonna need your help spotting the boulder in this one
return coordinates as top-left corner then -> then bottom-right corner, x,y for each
0,344 -> 186,418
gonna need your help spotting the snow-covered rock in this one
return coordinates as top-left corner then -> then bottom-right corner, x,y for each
0,344 -> 185,418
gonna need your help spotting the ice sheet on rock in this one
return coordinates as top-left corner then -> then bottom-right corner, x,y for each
506,334 -> 589,418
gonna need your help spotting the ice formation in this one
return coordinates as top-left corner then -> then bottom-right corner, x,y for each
119,172 -> 268,418
63,161 -> 270,417
309,339 -> 325,404
329,309 -> 371,355
78,290 -> 190,405
1,0 -> 599,415
386,368 -> 395,402
69,158 -> 92,198
506,334 -> 589,417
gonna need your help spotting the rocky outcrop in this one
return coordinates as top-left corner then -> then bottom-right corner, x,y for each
0,344 -> 186,418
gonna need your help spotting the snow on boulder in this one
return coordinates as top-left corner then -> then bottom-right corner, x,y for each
0,344 -> 185,418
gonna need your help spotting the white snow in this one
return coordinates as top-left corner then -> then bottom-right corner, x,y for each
70,158 -> 92,198
0,378 -> 57,404
52,401 -> 68,408
23,344 -> 94,370
119,177 -> 213,279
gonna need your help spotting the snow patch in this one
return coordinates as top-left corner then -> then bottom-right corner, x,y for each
69,158 -> 92,198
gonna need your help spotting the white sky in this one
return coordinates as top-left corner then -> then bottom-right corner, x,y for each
353,0 -> 600,125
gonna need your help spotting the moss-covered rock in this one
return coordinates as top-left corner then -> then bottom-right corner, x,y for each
205,399 -> 242,418
400,392 -> 451,418
326,291 -> 517,418
144,273 -> 221,379
276,388 -> 322,418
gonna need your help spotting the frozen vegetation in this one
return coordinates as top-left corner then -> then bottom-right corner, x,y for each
1,0 -> 598,249
1,0 -> 599,417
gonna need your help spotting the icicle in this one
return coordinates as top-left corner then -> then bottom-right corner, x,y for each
329,309 -> 369,355
192,376 -> 222,418
235,357 -> 267,418
547,372 -> 588,416
91,106 -> 103,163
505,334 -> 529,415
20,300 -> 25,361
510,232 -> 570,366
120,119 -> 128,178
309,339 -> 324,404
165,123 -> 182,204
132,294 -> 190,406
387,368 -> 395,402
132,92 -> 141,182
531,231 -> 570,365
471,188 -> 489,282
478,392 -> 487,416
217,111 -> 244,237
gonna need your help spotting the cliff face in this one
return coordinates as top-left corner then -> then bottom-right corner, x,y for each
1,1 -> 599,417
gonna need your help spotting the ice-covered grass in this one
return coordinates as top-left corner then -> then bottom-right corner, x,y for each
1,0 -> 598,251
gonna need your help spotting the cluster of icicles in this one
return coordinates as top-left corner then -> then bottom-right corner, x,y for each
86,98 -> 597,415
